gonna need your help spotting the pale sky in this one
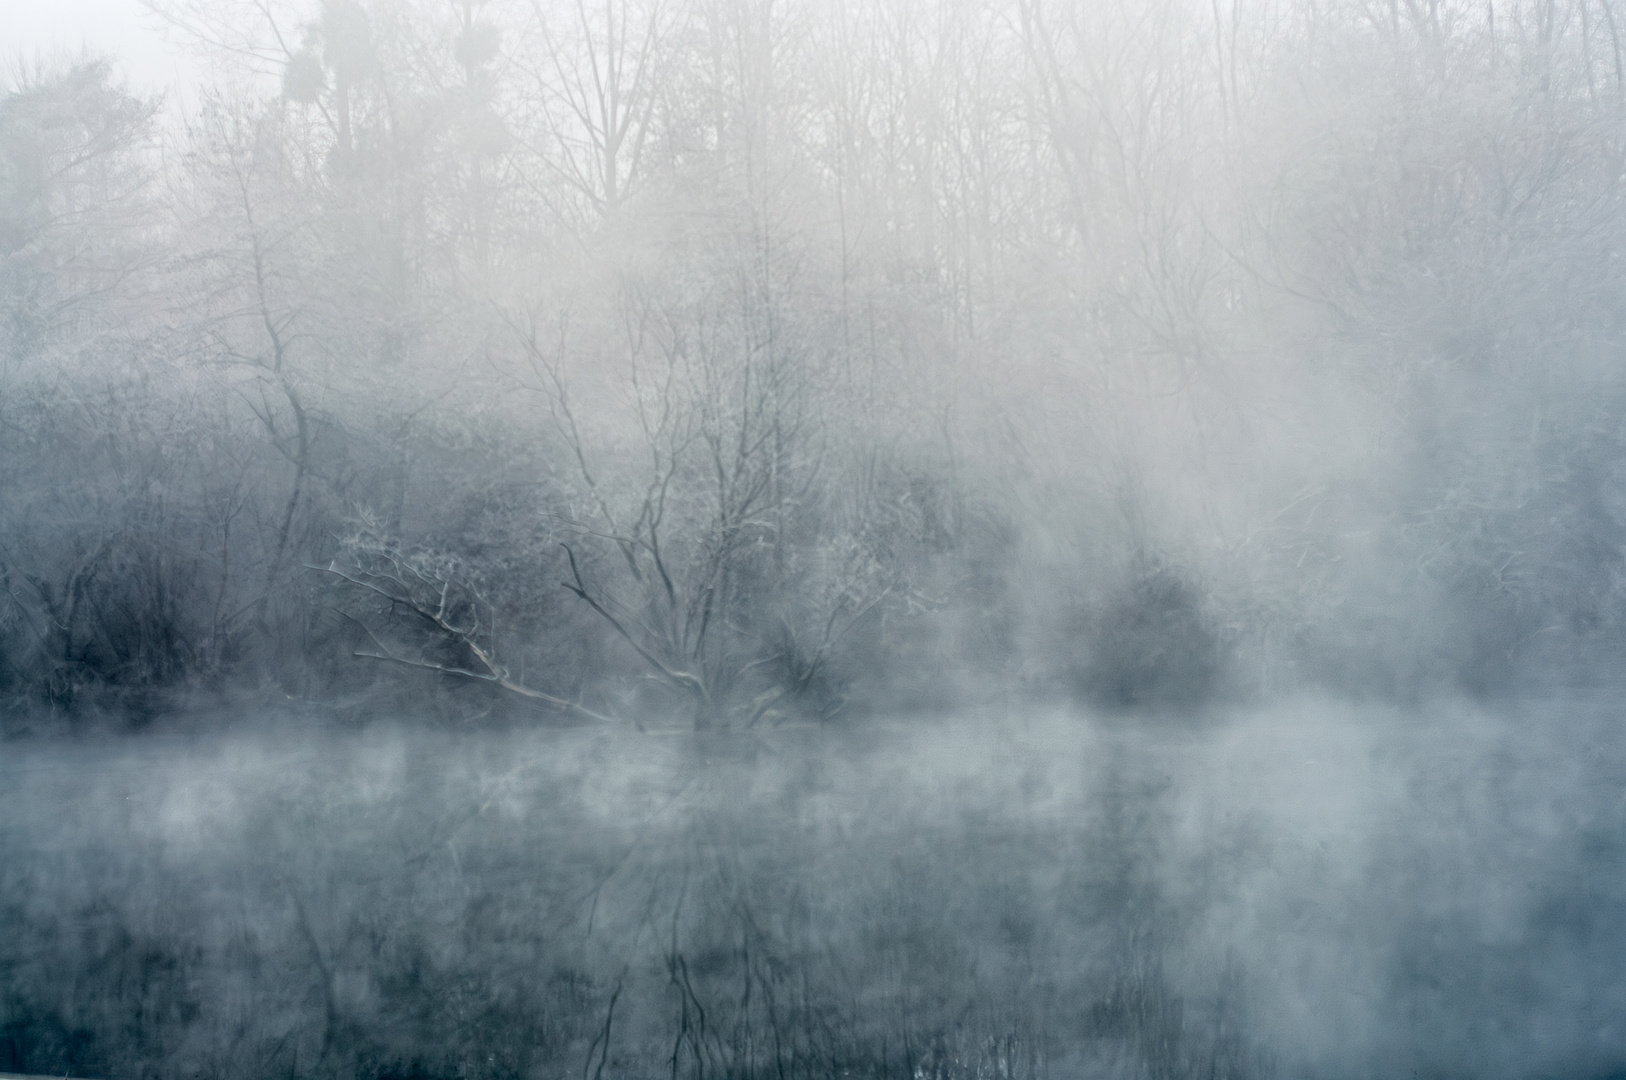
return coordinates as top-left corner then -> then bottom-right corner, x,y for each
7,0 -> 203,98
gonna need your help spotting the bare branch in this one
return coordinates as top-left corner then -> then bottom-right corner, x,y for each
317,563 -> 620,725
561,544 -> 706,698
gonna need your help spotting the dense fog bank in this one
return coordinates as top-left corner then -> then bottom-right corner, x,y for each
10,0 -> 1626,722
2,701 -> 1623,1080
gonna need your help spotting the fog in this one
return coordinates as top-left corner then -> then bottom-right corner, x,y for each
4,0 -> 1626,1076
5,705 -> 1624,1079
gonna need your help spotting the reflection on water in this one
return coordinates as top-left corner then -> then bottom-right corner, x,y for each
1,700 -> 1622,1080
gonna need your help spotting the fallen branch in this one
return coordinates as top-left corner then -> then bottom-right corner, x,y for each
316,562 -> 620,726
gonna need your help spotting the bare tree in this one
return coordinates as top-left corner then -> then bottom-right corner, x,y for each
514,0 -> 673,222
518,284 -> 838,729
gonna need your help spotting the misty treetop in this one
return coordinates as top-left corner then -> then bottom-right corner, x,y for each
4,0 -> 1626,725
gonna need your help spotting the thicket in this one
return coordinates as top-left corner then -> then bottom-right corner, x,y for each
7,0 -> 1626,729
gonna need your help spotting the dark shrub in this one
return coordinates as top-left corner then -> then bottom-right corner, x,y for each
1076,559 -> 1227,711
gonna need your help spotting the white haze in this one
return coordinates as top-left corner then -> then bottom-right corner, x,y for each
7,2 -> 199,97
3,0 -> 1626,1077
3,703 -> 1622,1078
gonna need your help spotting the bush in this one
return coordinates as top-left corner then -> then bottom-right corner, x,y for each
1074,558 -> 1229,712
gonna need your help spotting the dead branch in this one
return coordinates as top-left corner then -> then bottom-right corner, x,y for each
560,544 -> 708,700
316,561 -> 620,725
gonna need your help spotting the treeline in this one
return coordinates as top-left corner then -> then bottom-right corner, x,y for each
6,0 -> 1626,727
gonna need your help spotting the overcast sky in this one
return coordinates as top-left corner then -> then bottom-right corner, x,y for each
8,0 -> 202,96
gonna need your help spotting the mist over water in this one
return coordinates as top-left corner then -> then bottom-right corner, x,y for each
4,700 -> 1624,1079
8,0 -> 1626,1075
